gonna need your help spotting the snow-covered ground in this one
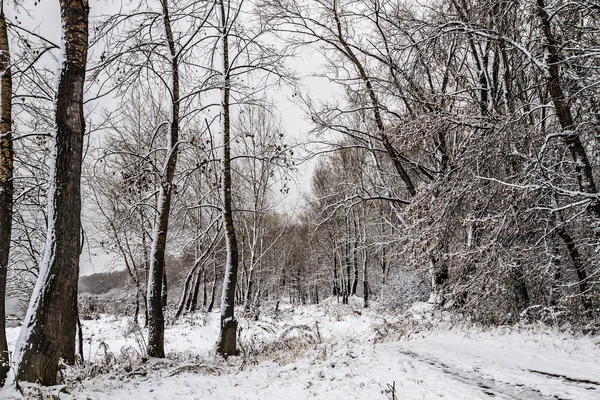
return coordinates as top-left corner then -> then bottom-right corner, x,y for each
2,299 -> 600,399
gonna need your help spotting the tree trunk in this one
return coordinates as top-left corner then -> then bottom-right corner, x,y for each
175,261 -> 197,319
556,227 -> 591,311
536,0 -> 600,217
141,216 -> 150,327
362,224 -> 369,308
351,221 -> 359,296
190,265 -> 203,312
216,0 -> 240,357
207,261 -> 217,312
333,246 -> 340,296
332,4 -> 416,195
202,265 -> 208,308
146,0 -> 180,358
0,8 -> 12,386
134,289 -> 140,324
244,264 -> 255,310
162,267 -> 168,308
15,0 -> 88,385
76,307 -> 84,362
511,262 -> 529,312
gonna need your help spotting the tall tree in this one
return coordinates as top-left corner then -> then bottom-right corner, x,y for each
14,0 -> 88,385
146,0 -> 181,359
216,0 -> 239,357
0,2 -> 12,386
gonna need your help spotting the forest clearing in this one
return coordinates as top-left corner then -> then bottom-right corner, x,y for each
0,0 -> 599,397
3,299 -> 600,399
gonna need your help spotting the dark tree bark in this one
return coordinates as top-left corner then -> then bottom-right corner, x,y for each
0,6 -> 12,386
556,227 -> 591,311
207,261 -> 217,312
351,220 -> 359,296
331,4 -> 416,196
161,268 -> 168,308
333,248 -> 340,296
188,268 -> 200,312
536,0 -> 600,217
216,0 -> 240,357
146,0 -> 180,358
176,264 -> 195,318
511,262 -> 530,312
195,265 -> 205,310
202,267 -> 208,307
15,0 -> 88,385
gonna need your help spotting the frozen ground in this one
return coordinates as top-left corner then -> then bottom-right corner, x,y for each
2,298 -> 600,399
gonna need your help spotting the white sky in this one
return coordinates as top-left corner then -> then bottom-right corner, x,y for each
9,0 -> 339,275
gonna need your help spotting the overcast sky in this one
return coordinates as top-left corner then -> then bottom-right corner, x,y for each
9,0 -> 340,275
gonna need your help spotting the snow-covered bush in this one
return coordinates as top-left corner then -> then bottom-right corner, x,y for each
377,267 -> 430,310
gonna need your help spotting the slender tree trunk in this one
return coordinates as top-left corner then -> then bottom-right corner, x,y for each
363,251 -> 369,308
141,215 -> 150,327
15,0 -> 88,385
344,224 -> 351,304
333,245 -> 339,296
147,0 -> 180,358
556,227 -> 591,311
536,0 -> 600,217
207,260 -> 217,312
134,289 -> 140,324
76,308 -> 84,362
216,0 -> 240,357
202,265 -> 208,308
362,222 -> 369,308
0,8 -> 12,386
162,268 -> 168,308
331,5 -> 416,195
351,221 -> 359,296
175,261 -> 198,319
511,262 -> 529,312
244,263 -> 255,310
190,265 -> 202,312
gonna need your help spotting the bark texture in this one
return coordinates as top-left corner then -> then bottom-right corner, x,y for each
0,8 -> 12,386
147,0 -> 180,358
536,0 -> 600,216
217,0 -> 240,356
15,0 -> 88,385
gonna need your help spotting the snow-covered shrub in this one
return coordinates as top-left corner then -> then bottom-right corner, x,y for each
239,321 -> 323,364
377,267 -> 430,310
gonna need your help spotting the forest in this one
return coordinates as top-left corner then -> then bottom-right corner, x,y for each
0,0 -> 599,397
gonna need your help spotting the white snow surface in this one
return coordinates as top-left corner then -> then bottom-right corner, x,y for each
2,298 -> 600,399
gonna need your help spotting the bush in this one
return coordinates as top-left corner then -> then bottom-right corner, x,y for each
377,267 -> 430,310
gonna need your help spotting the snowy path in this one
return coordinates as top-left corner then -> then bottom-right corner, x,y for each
394,342 -> 599,399
2,303 -> 600,399
65,331 -> 599,400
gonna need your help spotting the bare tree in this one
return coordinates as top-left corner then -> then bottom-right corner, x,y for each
145,0 -> 182,359
216,0 -> 239,356
0,2 -> 12,385
15,0 -> 89,384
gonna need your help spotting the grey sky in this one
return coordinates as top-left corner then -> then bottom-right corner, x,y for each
10,0 -> 339,275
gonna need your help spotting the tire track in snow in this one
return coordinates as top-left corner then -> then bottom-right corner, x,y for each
397,348 -> 579,399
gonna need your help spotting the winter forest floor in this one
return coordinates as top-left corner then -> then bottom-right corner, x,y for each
2,298 -> 600,399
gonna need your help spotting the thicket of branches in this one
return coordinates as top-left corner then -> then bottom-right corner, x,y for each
1,0 -> 600,386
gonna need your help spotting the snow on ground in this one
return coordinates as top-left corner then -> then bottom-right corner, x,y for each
2,298 -> 600,399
